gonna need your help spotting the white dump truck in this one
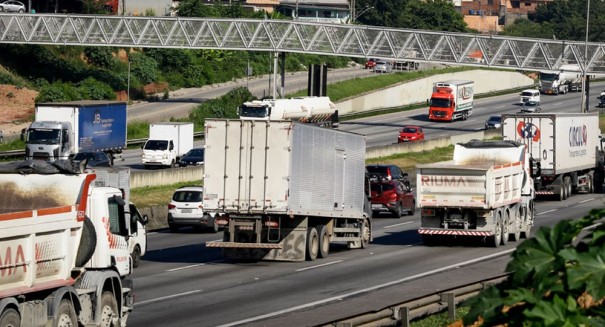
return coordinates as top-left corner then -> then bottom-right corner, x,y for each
0,160 -> 138,326
204,119 -> 371,261
502,113 -> 604,200
417,140 -> 535,247
238,96 -> 339,127
142,122 -> 194,168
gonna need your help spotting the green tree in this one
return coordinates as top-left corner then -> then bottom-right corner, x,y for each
463,208 -> 605,326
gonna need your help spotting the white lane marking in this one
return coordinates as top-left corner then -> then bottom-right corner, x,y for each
537,209 -> 557,216
217,249 -> 514,327
384,221 -> 415,229
295,260 -> 344,272
135,290 -> 202,306
579,198 -> 596,204
167,264 -> 205,272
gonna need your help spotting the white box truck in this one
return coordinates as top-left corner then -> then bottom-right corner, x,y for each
204,119 -> 371,261
0,160 -> 137,326
428,80 -> 474,122
502,113 -> 604,200
417,141 -> 535,247
142,122 -> 194,168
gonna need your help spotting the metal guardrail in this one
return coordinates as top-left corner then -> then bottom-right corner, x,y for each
322,274 -> 509,327
0,131 -> 206,160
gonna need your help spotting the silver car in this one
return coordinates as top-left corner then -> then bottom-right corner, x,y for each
373,61 -> 391,73
167,186 -> 219,233
521,101 -> 541,113
0,0 -> 25,13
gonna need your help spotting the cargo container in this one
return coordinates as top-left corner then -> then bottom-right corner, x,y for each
204,119 -> 371,261
502,113 -> 604,200
417,141 -> 535,247
24,101 -> 127,163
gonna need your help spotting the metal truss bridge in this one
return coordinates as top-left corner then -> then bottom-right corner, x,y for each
1,13 -> 604,74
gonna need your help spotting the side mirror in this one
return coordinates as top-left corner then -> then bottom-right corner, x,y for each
402,172 -> 409,178
142,215 -> 149,225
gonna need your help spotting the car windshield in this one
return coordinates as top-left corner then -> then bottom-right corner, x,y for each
376,62 -> 386,65
144,140 -> 168,150
402,127 -> 417,133
185,149 -> 204,157
173,190 -> 202,202
26,128 -> 60,144
521,91 -> 535,96
488,116 -> 501,123
524,102 -> 538,107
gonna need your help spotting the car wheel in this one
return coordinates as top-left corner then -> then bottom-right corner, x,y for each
410,201 -> 416,215
392,202 -> 402,218
18,9 -> 23,13
0,7 -> 4,12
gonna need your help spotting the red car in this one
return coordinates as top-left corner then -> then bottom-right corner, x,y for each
398,125 -> 425,143
364,58 -> 377,69
369,174 -> 415,218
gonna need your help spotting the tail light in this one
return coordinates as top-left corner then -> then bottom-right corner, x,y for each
264,220 -> 279,228
168,203 -> 176,209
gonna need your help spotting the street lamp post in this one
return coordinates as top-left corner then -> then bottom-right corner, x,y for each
581,0 -> 590,113
351,5 -> 373,24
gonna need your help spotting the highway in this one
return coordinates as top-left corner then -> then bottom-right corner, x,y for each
122,81 -> 605,326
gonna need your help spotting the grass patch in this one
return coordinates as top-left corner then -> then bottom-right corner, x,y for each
409,305 -> 470,327
131,181 -> 202,207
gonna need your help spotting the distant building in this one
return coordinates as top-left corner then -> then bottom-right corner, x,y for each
276,0 -> 350,24
458,0 -> 553,34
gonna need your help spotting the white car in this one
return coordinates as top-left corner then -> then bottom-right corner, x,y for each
373,61 -> 392,73
0,0 -> 25,13
167,186 -> 219,233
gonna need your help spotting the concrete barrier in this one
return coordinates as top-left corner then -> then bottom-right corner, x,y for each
335,70 -> 535,115
131,165 -> 203,188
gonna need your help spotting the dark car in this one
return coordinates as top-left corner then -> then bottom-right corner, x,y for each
368,173 -> 415,218
484,115 -> 502,129
366,164 -> 406,181
72,151 -> 112,167
179,148 -> 205,167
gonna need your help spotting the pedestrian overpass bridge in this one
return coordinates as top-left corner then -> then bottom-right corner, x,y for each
0,13 -> 604,74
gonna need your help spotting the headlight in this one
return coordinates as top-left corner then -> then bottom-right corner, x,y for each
162,153 -> 168,159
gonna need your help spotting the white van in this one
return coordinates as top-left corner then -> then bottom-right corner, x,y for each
520,89 -> 540,104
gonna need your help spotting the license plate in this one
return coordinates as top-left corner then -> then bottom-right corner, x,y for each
181,209 -> 192,213
371,204 -> 382,209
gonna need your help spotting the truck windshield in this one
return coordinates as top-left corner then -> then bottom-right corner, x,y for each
540,72 -> 558,81
239,105 -> 268,118
144,140 -> 169,150
26,128 -> 60,144
430,98 -> 450,108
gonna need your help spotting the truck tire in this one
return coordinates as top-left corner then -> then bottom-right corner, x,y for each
131,245 -> 141,268
0,308 -> 20,327
489,212 -> 502,247
209,219 -> 219,233
347,219 -> 370,249
501,211 -> 509,246
317,225 -> 330,258
75,217 -> 97,267
306,227 -> 319,261
99,292 -> 118,327
410,201 -> 416,216
510,208 -> 521,242
54,299 -> 78,327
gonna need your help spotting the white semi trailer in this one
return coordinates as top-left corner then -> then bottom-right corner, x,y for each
0,160 -> 136,326
238,96 -> 339,127
539,64 -> 582,95
502,113 -> 604,200
417,141 -> 535,247
204,119 -> 371,261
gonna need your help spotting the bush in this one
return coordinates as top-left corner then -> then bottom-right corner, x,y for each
84,47 -> 116,69
77,77 -> 116,100
128,52 -> 158,85
35,82 -> 80,102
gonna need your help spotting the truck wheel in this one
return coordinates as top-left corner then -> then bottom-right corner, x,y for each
76,217 -> 97,267
410,201 -> 416,216
347,219 -> 370,249
170,160 -> 176,168
131,245 -> 141,268
209,219 -> 219,233
557,184 -> 565,201
306,227 -> 319,261
489,213 -> 502,247
99,292 -> 118,327
510,209 -> 521,242
566,177 -> 573,198
54,299 -> 78,327
462,112 -> 468,120
501,211 -> 509,246
0,308 -> 20,327
317,225 -> 330,258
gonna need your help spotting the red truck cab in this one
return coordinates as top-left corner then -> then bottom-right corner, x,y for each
428,86 -> 456,121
